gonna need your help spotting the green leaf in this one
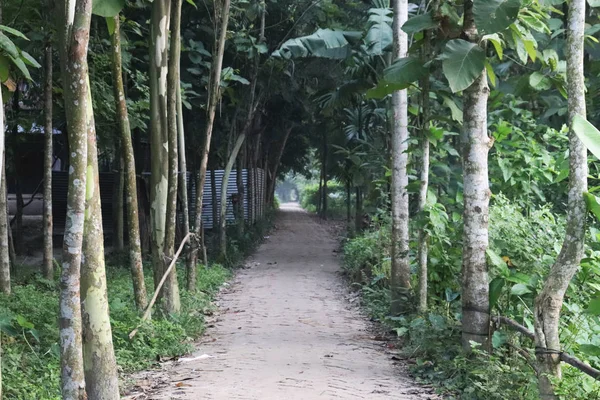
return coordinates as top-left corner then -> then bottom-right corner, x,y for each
485,60 -> 497,87
10,55 -> 31,80
385,57 -> 427,87
584,193 -> 600,222
573,114 -> 600,159
0,25 -> 29,41
16,315 -> 34,329
510,283 -> 531,296
492,330 -> 508,348
489,277 -> 505,311
365,7 -> 393,56
580,344 -> 600,357
402,13 -> 438,34
0,32 -> 19,59
186,0 -> 197,8
106,17 -> 116,36
440,39 -> 486,93
20,51 -> 41,68
487,249 -> 506,268
529,71 -> 551,91
92,0 -> 125,17
474,0 -> 522,34
483,33 -> 504,60
589,0 -> 600,7
441,95 -> 463,123
586,297 -> 600,316
275,29 -> 360,60
0,55 -> 9,82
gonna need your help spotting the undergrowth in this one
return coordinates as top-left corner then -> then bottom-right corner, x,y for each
342,196 -> 600,399
0,265 -> 230,399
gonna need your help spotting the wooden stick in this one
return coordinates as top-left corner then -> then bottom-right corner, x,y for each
493,315 -> 600,380
129,233 -> 192,339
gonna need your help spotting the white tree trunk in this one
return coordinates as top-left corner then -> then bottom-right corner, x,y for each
390,0 -> 411,314
533,0 -> 588,398
460,0 -> 491,352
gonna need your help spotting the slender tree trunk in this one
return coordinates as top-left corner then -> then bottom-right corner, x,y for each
210,169 -> 218,230
354,187 -> 362,232
149,0 -> 176,312
390,0 -> 411,314
267,127 -> 291,204
0,159 -> 9,295
417,28 -> 431,314
219,134 -> 246,258
177,86 -> 193,290
460,0 -> 491,351
81,75 -> 120,399
235,143 -> 245,238
321,132 -> 328,219
534,0 -> 587,397
110,15 -> 147,311
57,0 -> 92,397
161,0 -> 184,314
43,42 -> 54,280
190,0 -> 231,269
114,154 -> 125,250
346,173 -> 351,224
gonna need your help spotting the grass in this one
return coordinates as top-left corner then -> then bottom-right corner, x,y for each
0,264 -> 230,399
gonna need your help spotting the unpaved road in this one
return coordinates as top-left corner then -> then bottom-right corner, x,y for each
129,204 -> 434,399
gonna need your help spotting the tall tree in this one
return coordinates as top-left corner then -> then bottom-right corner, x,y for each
110,14 -> 148,311
164,0 -> 183,311
42,39 -> 53,280
190,0 -> 231,278
149,0 -> 180,314
390,0 -> 410,314
460,0 -> 491,351
57,0 -> 91,397
533,0 -> 588,397
0,159 -> 9,295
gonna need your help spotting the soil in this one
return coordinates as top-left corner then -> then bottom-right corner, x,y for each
126,203 -> 438,399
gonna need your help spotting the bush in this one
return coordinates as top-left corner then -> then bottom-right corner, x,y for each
300,181 -> 348,219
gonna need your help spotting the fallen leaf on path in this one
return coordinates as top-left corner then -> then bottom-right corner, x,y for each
175,382 -> 192,388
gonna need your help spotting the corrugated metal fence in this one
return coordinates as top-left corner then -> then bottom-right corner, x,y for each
52,168 -> 266,236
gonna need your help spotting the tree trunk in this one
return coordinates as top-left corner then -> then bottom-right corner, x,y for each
210,169 -> 218,231
149,0 -> 177,312
346,175 -> 351,223
0,159 -> 9,295
178,87 -> 193,290
110,14 -> 147,311
390,0 -> 411,315
235,143 -> 245,238
219,134 -> 246,259
321,131 -> 328,220
354,187 -> 362,232
417,27 -> 432,314
57,0 -> 92,397
534,0 -> 587,397
190,0 -> 231,268
43,42 -> 54,280
460,0 -> 491,351
267,127 -> 291,204
162,0 -> 184,314
81,75 -> 120,398
114,155 -> 125,250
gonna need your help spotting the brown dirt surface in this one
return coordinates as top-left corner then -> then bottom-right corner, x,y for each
126,204 -> 438,400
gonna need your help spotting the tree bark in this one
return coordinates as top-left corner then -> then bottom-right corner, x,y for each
390,0 -> 411,314
0,158 -> 9,295
235,143 -> 245,238
162,0 -> 184,313
149,0 -> 180,314
43,42 -> 54,280
417,28 -> 431,314
178,87 -> 194,290
190,0 -> 231,268
110,15 -> 147,311
81,75 -> 120,399
461,0 -> 491,351
57,0 -> 92,397
267,127 -> 292,204
114,154 -> 125,250
533,0 -> 587,397
219,134 -> 246,259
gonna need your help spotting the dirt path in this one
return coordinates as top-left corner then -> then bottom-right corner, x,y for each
130,204 -> 434,399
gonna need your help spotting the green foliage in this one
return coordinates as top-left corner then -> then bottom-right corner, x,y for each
441,39 -> 487,93
0,265 -> 230,399
300,181 -> 349,219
